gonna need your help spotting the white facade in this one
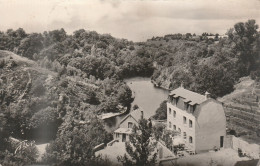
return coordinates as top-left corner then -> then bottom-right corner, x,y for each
166,87 -> 226,153
167,102 -> 196,152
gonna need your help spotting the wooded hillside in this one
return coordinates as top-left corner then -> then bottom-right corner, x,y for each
0,19 -> 259,165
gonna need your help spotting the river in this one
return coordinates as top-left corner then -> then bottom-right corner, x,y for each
125,77 -> 169,119
103,77 -> 169,132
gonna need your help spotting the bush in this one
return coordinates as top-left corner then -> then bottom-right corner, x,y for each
250,70 -> 260,81
29,106 -> 57,129
0,59 -> 5,68
129,45 -> 135,50
0,140 -> 38,166
31,78 -> 46,97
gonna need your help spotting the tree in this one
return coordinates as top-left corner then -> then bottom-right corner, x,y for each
0,140 -> 38,166
194,65 -> 234,98
18,33 -> 43,59
227,19 -> 259,74
160,130 -> 177,151
118,118 -> 157,166
185,33 -> 192,39
117,85 -> 133,107
43,115 -> 112,166
153,123 -> 177,150
152,123 -> 165,141
153,100 -> 167,120
28,106 -> 57,129
0,113 -> 8,151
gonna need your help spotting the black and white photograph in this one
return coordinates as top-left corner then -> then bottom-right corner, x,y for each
0,0 -> 259,165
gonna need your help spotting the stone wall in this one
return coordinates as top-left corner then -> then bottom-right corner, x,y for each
226,135 -> 260,159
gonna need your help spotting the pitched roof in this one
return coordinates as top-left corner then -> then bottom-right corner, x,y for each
169,87 -> 206,105
119,109 -> 143,125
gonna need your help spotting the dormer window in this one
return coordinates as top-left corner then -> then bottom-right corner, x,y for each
172,97 -> 176,105
193,105 -> 197,113
190,106 -> 193,113
176,98 -> 179,105
184,103 -> 189,111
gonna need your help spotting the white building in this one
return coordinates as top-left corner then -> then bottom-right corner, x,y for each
167,86 -> 226,153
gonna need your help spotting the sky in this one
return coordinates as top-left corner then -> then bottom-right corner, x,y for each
0,0 -> 259,41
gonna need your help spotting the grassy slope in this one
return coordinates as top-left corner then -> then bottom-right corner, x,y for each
219,77 -> 260,144
0,50 -> 116,142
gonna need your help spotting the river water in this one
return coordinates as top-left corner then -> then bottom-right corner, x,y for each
103,77 -> 169,132
125,77 -> 169,119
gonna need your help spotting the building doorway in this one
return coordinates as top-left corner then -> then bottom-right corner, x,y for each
220,136 -> 224,148
122,134 -> 126,142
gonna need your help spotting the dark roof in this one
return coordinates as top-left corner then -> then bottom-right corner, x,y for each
169,87 -> 206,105
234,159 -> 259,166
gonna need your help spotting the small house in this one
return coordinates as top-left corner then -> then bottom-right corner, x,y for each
113,109 -> 143,142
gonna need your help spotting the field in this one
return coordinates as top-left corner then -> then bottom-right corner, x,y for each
220,77 -> 260,144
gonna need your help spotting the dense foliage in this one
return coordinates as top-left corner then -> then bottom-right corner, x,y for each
43,113 -> 112,166
153,123 -> 178,151
117,118 -> 157,166
150,19 -> 259,98
0,20 -> 259,98
0,19 -> 259,165
152,100 -> 167,120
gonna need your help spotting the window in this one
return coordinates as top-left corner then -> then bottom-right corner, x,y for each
173,125 -> 176,130
169,122 -> 172,128
190,106 -> 194,113
183,132 -> 187,139
193,105 -> 197,113
173,111 -> 176,118
172,98 -> 175,105
116,133 -> 119,138
128,122 -> 133,128
169,108 -> 171,114
176,98 -> 179,105
189,136 -> 193,143
184,103 -> 188,110
189,120 -> 193,128
183,116 -> 187,124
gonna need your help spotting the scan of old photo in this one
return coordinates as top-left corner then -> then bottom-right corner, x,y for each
0,0 -> 259,166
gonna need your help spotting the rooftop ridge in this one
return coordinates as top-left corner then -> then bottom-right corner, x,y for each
169,87 -> 206,104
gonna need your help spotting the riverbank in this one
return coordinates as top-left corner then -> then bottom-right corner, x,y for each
151,79 -> 171,91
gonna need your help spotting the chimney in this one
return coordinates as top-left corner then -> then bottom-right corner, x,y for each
180,82 -> 184,88
141,110 -> 144,119
205,91 -> 210,100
